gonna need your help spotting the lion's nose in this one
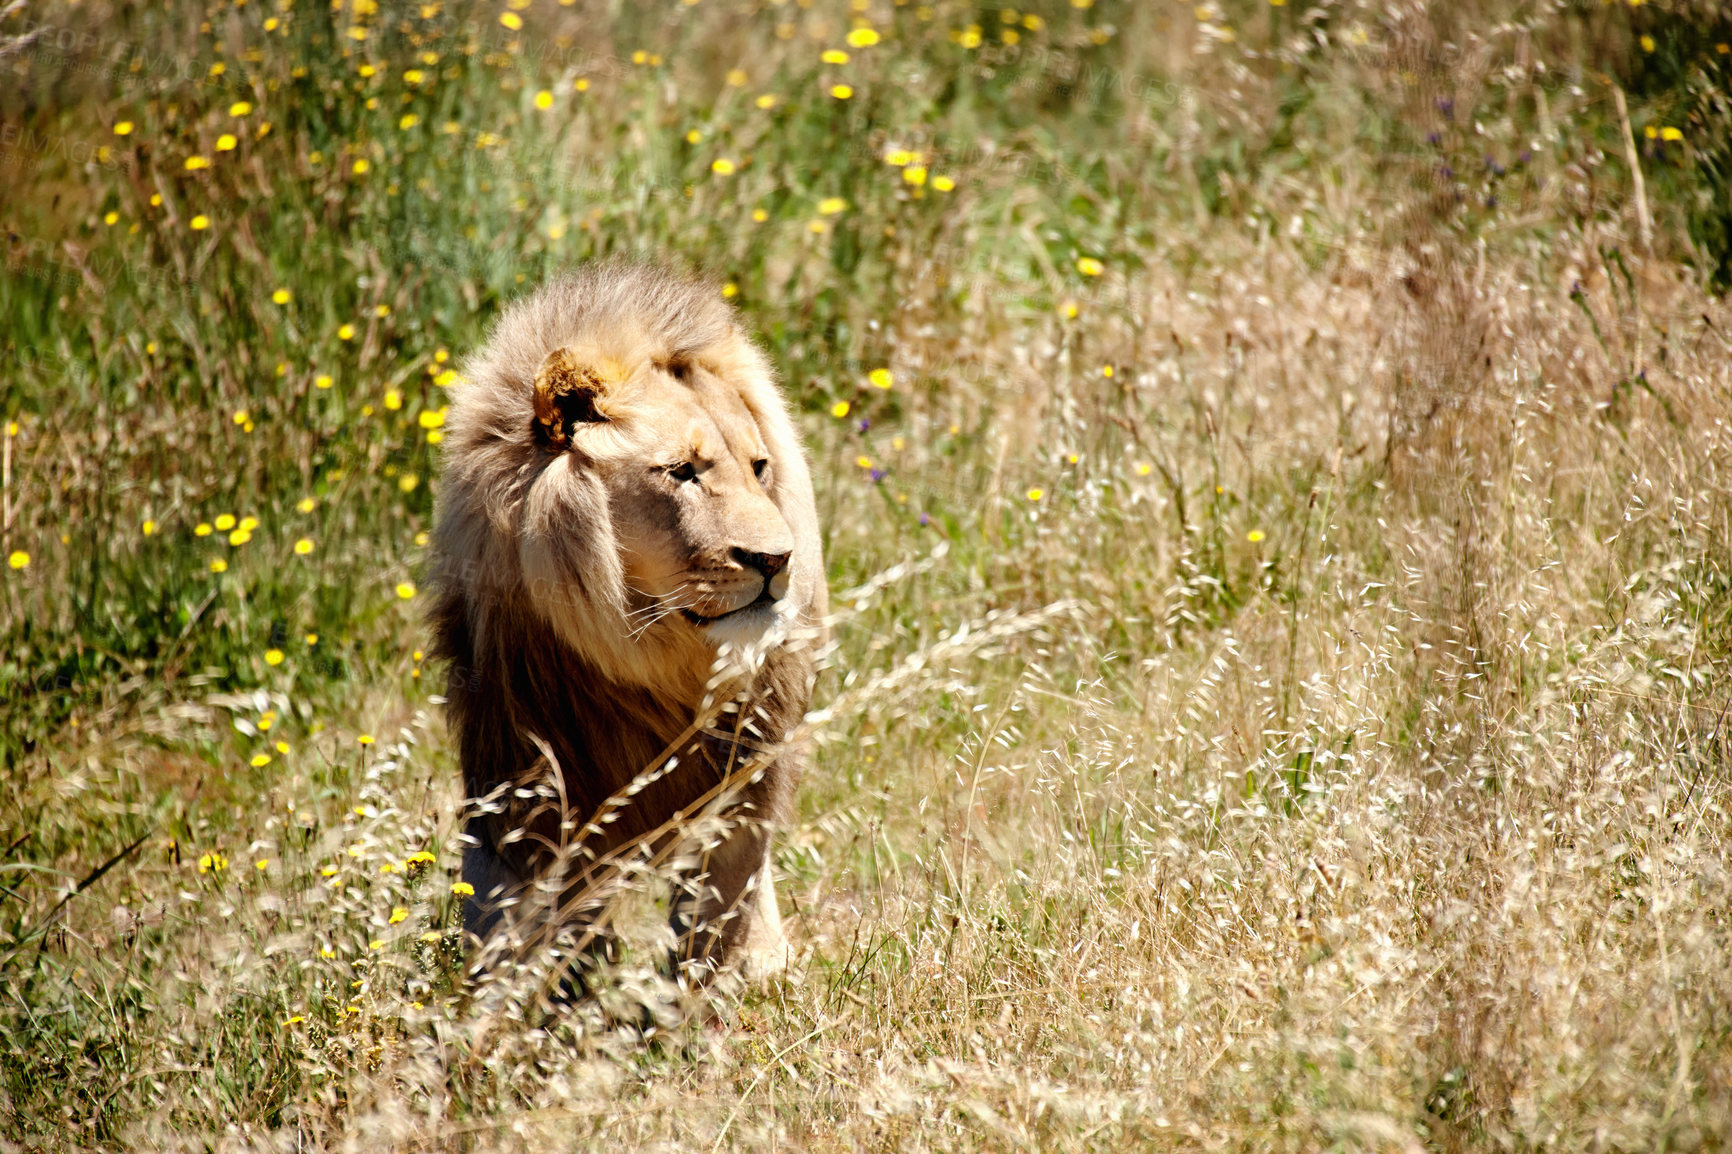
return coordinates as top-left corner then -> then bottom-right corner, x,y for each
732,548 -> 791,579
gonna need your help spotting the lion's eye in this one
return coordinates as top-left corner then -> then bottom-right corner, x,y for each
752,459 -> 769,481
668,461 -> 698,483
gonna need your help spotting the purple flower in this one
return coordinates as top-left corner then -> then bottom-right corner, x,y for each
869,468 -> 886,483
857,418 -> 871,432
919,513 -> 930,526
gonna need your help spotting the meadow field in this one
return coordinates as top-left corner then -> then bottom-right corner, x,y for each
3,0 -> 1732,1149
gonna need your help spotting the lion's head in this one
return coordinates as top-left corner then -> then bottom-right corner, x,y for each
430,264 -> 826,703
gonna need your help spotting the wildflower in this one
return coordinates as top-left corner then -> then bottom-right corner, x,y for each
1027,488 -> 1044,501
847,27 -> 880,47
358,733 -> 376,745
104,212 -> 118,225
932,175 -> 956,191
190,215 -> 210,230
959,26 -> 983,48
352,159 -> 370,175
230,101 -> 252,116
228,528 -> 251,546
389,907 -> 408,924
433,369 -> 458,386
1060,300 -> 1078,319
1134,462 -> 1152,476
114,121 -> 134,136
396,581 -> 416,599
399,113 -> 420,130
216,134 -> 237,151
830,84 -> 854,99
752,208 -> 768,222
1640,34 -> 1655,52
1076,257 -> 1104,276
256,859 -> 270,871
142,519 -> 156,535
315,374 -> 333,389
7,551 -> 27,570
452,881 -> 475,896
265,649 -> 285,666
822,49 -> 850,64
534,89 -> 553,110
818,196 -> 848,215
283,1015 -> 304,1025
337,324 -> 355,340
1101,365 -> 1114,378
575,78 -> 590,91
275,741 -> 289,754
413,532 -> 429,546
369,940 -> 385,951
500,10 -> 522,29
195,522 -> 213,537
185,156 -> 210,170
305,633 -> 318,645
856,455 -> 873,469
1247,529 -> 1266,542
251,754 -> 271,767
869,368 -> 893,389
197,852 -> 228,874
398,474 -> 419,494
321,865 -> 340,877
831,400 -> 851,418
712,158 -> 736,175
271,289 -> 291,304
1660,127 -> 1683,142
215,514 -> 237,531
755,94 -> 777,109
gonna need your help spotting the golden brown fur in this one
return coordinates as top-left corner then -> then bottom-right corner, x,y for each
427,263 -> 826,983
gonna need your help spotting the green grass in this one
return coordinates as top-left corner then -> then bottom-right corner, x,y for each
3,0 -> 1732,1148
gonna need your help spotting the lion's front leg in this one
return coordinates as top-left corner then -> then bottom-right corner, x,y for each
669,821 -> 789,985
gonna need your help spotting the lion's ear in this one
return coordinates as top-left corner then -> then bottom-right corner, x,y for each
532,346 -> 611,449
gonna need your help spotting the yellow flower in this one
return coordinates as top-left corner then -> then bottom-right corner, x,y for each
396,582 -> 416,599
214,514 -> 237,531
831,400 -> 851,418
256,859 -> 270,871
104,211 -> 118,225
190,215 -> 211,230
417,408 -> 445,429
726,68 -> 747,86
197,852 -> 228,874
1076,257 -> 1104,276
755,94 -> 777,109
114,121 -> 134,136
846,27 -> 880,47
1026,488 -> 1044,502
315,374 -> 333,389
817,196 -> 848,215
830,84 -> 854,99
195,522 -> 213,537
337,324 -> 355,340
1247,529 -> 1266,543
228,528 -> 252,546
822,49 -> 850,64
6,551 -> 27,570
210,559 -> 228,573
869,368 -> 893,389
399,113 -> 420,130
384,389 -> 402,410
389,907 -> 409,924
352,158 -> 370,175
534,89 -> 553,110
711,157 -> 736,175
271,288 -> 291,304
404,69 -> 424,83
452,881 -> 475,896
1660,126 -> 1683,142
369,940 -> 384,951
264,649 -> 284,666
752,208 -> 768,222
250,753 -> 271,767
434,369 -> 458,386
932,175 -> 956,191
856,455 -> 873,469
398,474 -> 419,493
574,78 -> 590,91
1134,462 -> 1152,476
305,633 -> 319,645
903,165 -> 927,186
884,149 -> 912,166
1640,34 -> 1655,52
215,133 -> 238,151
500,10 -> 522,29
142,519 -> 156,536
1101,365 -> 1114,378
722,282 -> 738,298
185,156 -> 210,170
229,101 -> 252,116
358,733 -> 376,745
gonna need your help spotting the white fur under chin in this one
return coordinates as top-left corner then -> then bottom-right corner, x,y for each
704,603 -> 790,673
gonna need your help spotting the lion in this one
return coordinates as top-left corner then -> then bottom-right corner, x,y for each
426,263 -> 826,989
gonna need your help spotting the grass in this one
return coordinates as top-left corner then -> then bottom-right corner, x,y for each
2,0 -> 1731,1148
